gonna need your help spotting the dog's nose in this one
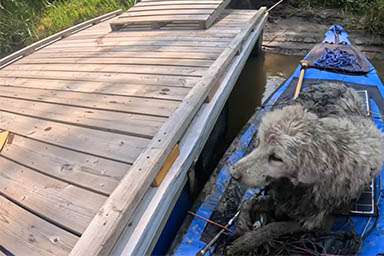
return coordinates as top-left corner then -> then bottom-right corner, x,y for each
230,167 -> 241,180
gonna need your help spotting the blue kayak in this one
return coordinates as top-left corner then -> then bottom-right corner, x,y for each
174,25 -> 384,256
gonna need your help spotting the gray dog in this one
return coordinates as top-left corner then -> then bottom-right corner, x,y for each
226,83 -> 383,255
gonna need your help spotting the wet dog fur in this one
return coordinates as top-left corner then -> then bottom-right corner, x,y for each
227,83 -> 383,254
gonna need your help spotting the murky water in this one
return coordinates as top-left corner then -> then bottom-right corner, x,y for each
226,52 -> 384,143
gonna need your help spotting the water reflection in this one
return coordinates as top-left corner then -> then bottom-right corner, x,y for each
226,52 -> 384,143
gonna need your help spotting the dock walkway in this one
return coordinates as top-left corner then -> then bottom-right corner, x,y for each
0,4 -> 267,256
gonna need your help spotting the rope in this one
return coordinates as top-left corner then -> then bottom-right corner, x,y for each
314,47 -> 363,72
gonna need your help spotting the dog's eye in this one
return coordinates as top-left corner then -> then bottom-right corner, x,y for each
269,153 -> 283,163
255,138 -> 260,148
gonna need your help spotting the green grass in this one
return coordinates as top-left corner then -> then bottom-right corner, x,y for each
299,0 -> 384,35
0,0 -> 133,57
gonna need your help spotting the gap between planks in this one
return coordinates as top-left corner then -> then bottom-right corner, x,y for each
5,63 -> 206,77
0,96 -> 167,138
2,134 -> 129,196
26,51 -> 220,61
0,155 -> 107,235
0,85 -> 179,118
0,70 -> 200,88
0,109 -> 150,164
0,195 -> 78,256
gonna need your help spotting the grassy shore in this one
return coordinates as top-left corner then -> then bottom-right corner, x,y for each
0,0 -> 133,57
0,0 -> 382,58
300,0 -> 384,35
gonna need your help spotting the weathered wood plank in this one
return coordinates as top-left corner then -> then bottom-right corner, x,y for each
110,15 -> 210,30
66,32 -> 235,41
5,63 -> 206,77
56,35 -> 232,43
0,110 -> 150,163
119,9 -> 215,17
14,57 -> 212,68
0,96 -> 167,137
136,1 -> 221,6
0,86 -> 178,117
0,156 -> 106,234
69,8 -> 267,256
28,51 -> 220,61
0,10 -> 122,69
66,28 -> 238,39
0,79 -> 189,101
36,45 -> 224,54
125,4 -> 219,12
0,70 -> 200,87
0,195 -> 78,256
205,0 -> 231,29
45,40 -> 228,48
2,135 -> 129,195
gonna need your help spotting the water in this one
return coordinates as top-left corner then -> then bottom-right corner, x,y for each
226,52 -> 384,143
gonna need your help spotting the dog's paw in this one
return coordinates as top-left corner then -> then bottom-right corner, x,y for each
224,245 -> 235,256
234,217 -> 252,237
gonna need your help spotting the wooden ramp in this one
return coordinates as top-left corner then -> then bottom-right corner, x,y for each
0,6 -> 267,256
110,0 -> 231,30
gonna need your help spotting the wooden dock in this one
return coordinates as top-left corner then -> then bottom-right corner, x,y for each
0,3 -> 267,256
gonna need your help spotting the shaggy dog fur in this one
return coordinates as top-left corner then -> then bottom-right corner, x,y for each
227,82 -> 384,254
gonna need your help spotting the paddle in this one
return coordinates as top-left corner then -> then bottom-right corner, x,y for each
294,60 -> 310,99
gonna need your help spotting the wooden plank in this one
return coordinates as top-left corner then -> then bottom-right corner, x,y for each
2,135 -> 129,196
0,195 -> 78,256
120,9 -> 214,17
0,86 -> 177,118
45,40 -> 228,48
0,10 -> 122,69
0,96 -> 167,137
125,4 -> 220,12
152,144 -> 179,187
0,79 -> 189,101
0,70 -> 200,87
65,31 -> 236,41
110,14 -> 210,27
16,57 -> 213,68
205,0 -> 231,29
6,63 -> 206,77
56,35 -> 232,43
0,110 -> 150,163
36,45 -> 224,54
0,156 -> 107,235
28,51 -> 220,60
135,1 -> 222,6
69,8 -> 267,256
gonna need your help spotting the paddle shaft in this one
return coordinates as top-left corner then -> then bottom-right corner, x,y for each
196,210 -> 240,256
294,60 -> 310,99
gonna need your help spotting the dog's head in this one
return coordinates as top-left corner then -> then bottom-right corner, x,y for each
230,105 -> 320,187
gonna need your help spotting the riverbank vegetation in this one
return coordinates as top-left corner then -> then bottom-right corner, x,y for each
300,0 -> 384,35
0,0 -> 383,57
0,0 -> 133,57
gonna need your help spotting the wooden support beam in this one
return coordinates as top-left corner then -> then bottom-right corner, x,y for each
69,8 -> 267,256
